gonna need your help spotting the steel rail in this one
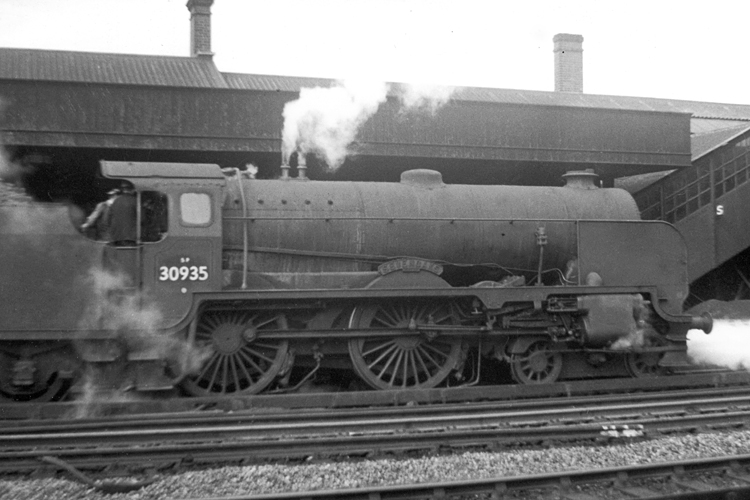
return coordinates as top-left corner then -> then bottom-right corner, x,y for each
1,407 -> 749,459
3,369 -> 748,421
172,454 -> 750,500
3,392 -> 750,472
6,384 -> 750,434
3,391 -> 750,447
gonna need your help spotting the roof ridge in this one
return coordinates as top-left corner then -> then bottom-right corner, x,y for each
0,46 -> 197,62
692,114 -> 750,121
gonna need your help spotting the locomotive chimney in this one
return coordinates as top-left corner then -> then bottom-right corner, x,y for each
553,33 -> 583,93
562,169 -> 599,189
186,0 -> 214,59
297,154 -> 308,180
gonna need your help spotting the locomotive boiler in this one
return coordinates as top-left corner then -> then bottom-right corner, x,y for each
0,161 -> 712,401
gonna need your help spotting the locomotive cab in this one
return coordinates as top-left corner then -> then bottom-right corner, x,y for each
99,161 -> 225,329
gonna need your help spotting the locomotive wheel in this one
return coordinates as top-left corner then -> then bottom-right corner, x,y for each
181,310 -> 290,396
509,339 -> 563,384
624,351 -> 668,378
0,373 -> 70,402
0,351 -> 76,402
348,300 -> 464,390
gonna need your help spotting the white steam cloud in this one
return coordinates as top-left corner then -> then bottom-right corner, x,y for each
280,80 -> 456,170
394,83 -> 457,115
688,320 -> 750,369
74,267 -> 211,413
281,80 -> 388,170
1,135 -> 23,184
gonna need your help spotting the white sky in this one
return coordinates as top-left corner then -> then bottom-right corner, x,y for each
1,0 -> 749,105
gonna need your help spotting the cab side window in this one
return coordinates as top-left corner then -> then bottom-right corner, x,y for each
141,191 -> 168,242
180,192 -> 212,226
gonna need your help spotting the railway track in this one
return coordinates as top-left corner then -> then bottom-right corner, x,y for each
3,384 -> 750,473
2,369 -> 747,421
174,454 -> 750,500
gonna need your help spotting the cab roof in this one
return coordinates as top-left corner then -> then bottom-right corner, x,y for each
101,161 -> 225,179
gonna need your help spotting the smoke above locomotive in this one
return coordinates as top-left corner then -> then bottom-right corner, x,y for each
281,80 -> 457,171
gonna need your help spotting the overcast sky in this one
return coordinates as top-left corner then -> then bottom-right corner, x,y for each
1,0 -> 749,105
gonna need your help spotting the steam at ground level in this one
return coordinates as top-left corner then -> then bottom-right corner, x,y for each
687,300 -> 750,369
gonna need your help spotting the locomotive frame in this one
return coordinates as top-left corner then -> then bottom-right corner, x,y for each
0,161 -> 712,401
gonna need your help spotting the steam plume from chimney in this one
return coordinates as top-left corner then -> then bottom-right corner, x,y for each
281,80 -> 388,170
281,80 -> 456,170
394,83 -> 456,114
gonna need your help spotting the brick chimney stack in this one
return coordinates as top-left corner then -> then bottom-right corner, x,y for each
553,33 -> 583,93
187,0 -> 214,58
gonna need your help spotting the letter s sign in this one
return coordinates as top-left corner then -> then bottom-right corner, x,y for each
716,205 -> 724,216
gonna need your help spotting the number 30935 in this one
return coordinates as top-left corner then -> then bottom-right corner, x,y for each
158,265 -> 208,281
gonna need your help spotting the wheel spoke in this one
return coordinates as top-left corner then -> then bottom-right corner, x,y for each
182,310 -> 290,396
374,306 -> 400,328
389,350 -> 405,386
362,340 -> 396,358
401,350 -> 410,387
228,355 -> 240,390
420,342 -> 450,361
414,348 -> 431,379
195,330 -> 213,342
375,348 -> 400,381
235,351 -> 253,382
242,346 -> 276,364
196,352 -> 220,381
365,343 -> 398,369
416,344 -> 442,371
409,351 -> 421,384
201,316 -> 219,330
237,349 -> 265,376
349,300 -> 464,390
220,356 -> 229,393
206,354 -> 223,390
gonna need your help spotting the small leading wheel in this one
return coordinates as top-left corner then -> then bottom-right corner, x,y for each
509,339 -> 563,384
181,310 -> 290,396
348,300 -> 464,390
624,351 -> 668,378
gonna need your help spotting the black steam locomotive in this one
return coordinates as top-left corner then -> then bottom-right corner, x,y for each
0,161 -> 712,401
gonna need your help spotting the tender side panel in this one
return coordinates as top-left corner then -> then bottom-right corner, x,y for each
0,205 -> 103,334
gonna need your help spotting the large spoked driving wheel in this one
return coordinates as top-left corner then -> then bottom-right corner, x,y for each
509,339 -> 563,384
348,300 -> 464,390
181,310 -> 290,396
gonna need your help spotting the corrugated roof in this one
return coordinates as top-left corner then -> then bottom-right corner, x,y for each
0,48 -> 227,88
222,73 -> 335,92
223,73 -> 692,113
4,47 -> 750,119
5,47 -> 750,119
691,117 -> 750,135
223,70 -> 750,119
692,123 -> 750,160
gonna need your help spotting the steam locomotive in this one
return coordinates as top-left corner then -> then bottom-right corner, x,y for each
0,160 -> 712,401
